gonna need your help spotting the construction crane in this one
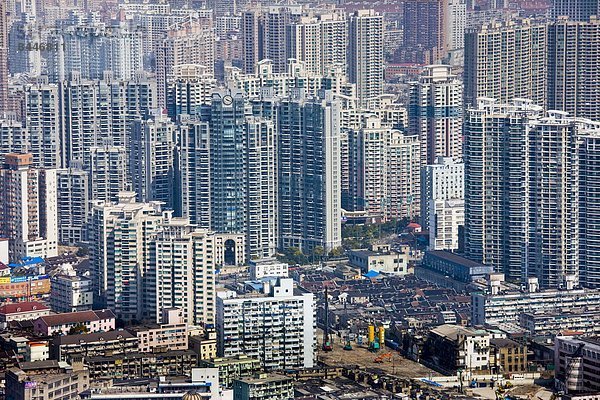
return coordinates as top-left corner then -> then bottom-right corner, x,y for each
322,286 -> 333,352
374,352 -> 393,363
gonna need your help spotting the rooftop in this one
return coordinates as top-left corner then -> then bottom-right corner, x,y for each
0,301 -> 49,315
38,309 -> 116,326
53,330 -> 136,346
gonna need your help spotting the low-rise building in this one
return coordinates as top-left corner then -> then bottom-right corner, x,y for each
472,283 -> 600,326
423,324 -> 490,374
80,368 -> 221,399
50,275 -> 94,313
25,340 -> 49,362
555,335 -> 600,395
249,258 -> 289,280
489,338 -> 528,374
0,301 -> 50,323
5,360 -> 90,400
200,355 -> 261,388
232,373 -> 294,400
85,350 -> 199,379
190,330 -> 217,361
0,276 -> 51,300
127,309 -> 188,353
51,330 -> 139,363
348,244 -> 410,275
419,251 -> 493,284
34,309 -> 116,336
520,310 -> 600,336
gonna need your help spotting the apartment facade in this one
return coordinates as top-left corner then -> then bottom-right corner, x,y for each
216,278 -> 315,370
0,153 -> 58,261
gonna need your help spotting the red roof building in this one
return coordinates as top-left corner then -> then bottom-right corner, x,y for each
0,301 -> 50,323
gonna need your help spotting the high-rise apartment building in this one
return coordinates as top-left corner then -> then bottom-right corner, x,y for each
0,153 -> 58,261
23,82 -> 61,168
387,131 -> 420,220
447,0 -> 467,50
528,111 -> 580,288
56,168 -> 90,245
465,99 -> 581,288
580,129 -> 600,288
152,220 -> 217,326
61,73 -> 157,170
47,23 -> 144,83
209,93 -> 248,235
242,10 -> 264,74
0,116 -> 27,160
464,19 -> 547,108
178,116 -> 211,229
216,278 -> 315,370
0,2 -> 8,114
401,0 -> 448,63
548,17 -> 600,121
409,65 -> 463,165
90,192 -> 165,320
421,157 -> 464,250
348,10 -> 384,108
89,146 -> 129,203
552,0 -> 600,21
157,19 -> 215,107
346,115 -> 391,218
167,64 -> 217,119
130,113 -> 177,208
245,117 -> 278,260
263,6 -> 304,74
286,12 -> 347,76
277,94 -> 342,252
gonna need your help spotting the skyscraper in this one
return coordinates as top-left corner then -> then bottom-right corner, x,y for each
0,153 -> 58,261
61,73 -> 157,170
90,192 -> 165,320
348,10 -> 384,108
242,10 -> 264,74
387,131 -> 420,220
401,0 -> 448,63
152,221 -> 217,326
157,19 -> 215,107
209,93 -> 248,235
167,64 -> 216,119
346,115 -> 391,218
178,116 -> 211,228
286,12 -> 347,76
277,94 -> 342,252
580,128 -> 600,288
23,81 -> 61,169
548,17 -> 600,121
89,146 -> 130,203
56,168 -> 90,245
465,99 -> 581,288
447,0 -> 466,50
245,117 -> 278,259
465,99 -> 539,284
464,19 -> 547,108
409,65 -> 463,165
130,113 -> 177,208
552,0 -> 600,21
420,157 -> 464,249
0,2 -> 8,114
